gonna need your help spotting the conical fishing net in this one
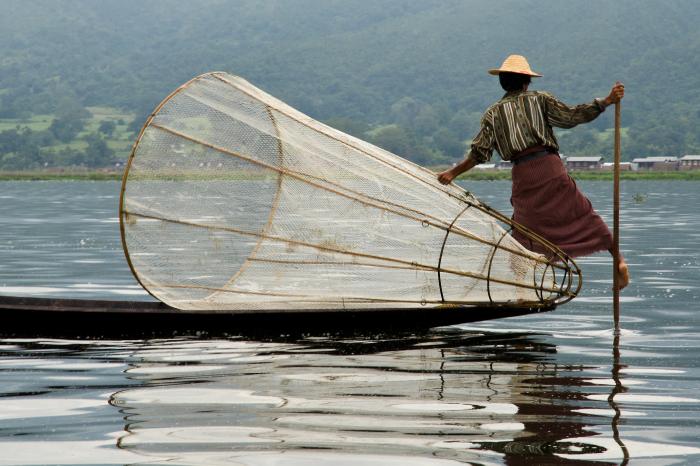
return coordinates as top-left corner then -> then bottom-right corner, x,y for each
120,72 -> 580,311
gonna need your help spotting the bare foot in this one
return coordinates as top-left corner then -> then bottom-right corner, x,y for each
617,259 -> 630,290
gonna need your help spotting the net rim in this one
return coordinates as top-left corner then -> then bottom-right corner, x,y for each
119,72 -> 230,301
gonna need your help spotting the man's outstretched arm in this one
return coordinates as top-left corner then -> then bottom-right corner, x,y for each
437,155 -> 478,185
438,116 -> 494,185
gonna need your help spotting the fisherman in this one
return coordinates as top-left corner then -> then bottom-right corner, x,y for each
437,54 -> 629,289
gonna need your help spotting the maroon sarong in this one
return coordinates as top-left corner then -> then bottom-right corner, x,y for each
510,151 -> 612,258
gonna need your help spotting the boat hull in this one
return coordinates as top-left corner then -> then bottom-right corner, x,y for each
0,295 -> 553,337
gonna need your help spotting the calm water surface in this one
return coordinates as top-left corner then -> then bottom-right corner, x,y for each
0,180 -> 699,465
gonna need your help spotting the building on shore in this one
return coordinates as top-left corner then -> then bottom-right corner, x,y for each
680,155 -> 700,170
473,160 -> 513,170
495,160 -> 512,170
473,163 -> 497,170
468,154 -> 695,173
631,156 -> 679,171
565,156 -> 604,171
602,162 -> 632,171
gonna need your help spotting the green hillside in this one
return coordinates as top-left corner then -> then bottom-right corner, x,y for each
1,0 -> 698,168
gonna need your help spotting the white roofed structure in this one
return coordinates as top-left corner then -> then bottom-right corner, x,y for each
565,156 -> 603,171
631,156 -> 679,171
680,155 -> 700,170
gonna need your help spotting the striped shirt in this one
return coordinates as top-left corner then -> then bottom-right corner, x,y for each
468,90 -> 606,163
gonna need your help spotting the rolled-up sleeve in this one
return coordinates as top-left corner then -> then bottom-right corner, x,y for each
467,115 -> 495,164
543,92 -> 604,129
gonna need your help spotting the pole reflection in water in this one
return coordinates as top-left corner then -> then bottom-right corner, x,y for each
609,331 -> 630,466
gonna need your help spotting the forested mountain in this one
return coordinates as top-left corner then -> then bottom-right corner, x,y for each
1,0 -> 698,168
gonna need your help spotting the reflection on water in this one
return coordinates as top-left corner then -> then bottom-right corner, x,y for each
1,330 -> 699,465
0,180 -> 700,464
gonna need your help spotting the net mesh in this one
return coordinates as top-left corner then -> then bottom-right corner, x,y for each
120,72 -> 580,311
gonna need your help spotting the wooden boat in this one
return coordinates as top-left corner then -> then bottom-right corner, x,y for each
0,294 -> 553,337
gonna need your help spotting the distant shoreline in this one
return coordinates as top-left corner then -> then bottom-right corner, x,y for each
451,169 -> 700,181
0,170 -> 123,181
2,169 -> 700,181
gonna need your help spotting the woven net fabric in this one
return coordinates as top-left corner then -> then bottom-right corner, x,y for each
120,72 -> 580,311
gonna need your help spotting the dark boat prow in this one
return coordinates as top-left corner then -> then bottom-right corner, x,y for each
0,295 -> 554,338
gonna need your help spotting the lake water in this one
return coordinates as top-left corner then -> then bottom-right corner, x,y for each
0,180 -> 699,465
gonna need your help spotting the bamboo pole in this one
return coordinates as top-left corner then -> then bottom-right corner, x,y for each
613,101 -> 621,332
611,97 -> 628,453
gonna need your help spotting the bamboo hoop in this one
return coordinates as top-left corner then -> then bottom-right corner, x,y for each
204,106 -> 286,303
437,205 -> 472,302
119,73 -> 217,301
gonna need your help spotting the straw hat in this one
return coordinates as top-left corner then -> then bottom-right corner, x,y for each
488,54 -> 542,77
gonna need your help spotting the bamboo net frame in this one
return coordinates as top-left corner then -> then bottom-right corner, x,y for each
119,72 -> 581,311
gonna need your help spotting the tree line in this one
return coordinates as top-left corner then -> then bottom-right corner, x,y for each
0,96 -> 119,169
1,0 -> 699,169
